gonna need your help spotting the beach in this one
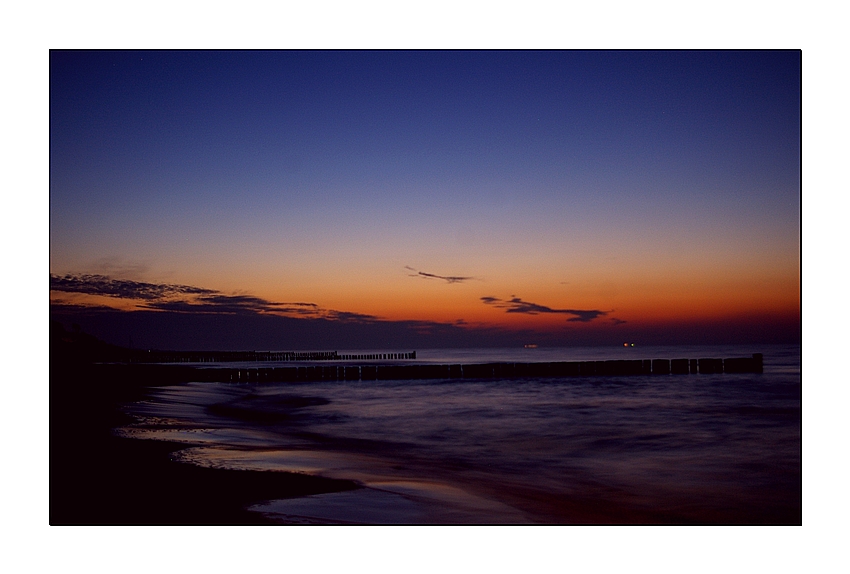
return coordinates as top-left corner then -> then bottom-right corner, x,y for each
50,357 -> 360,525
50,326 -> 801,525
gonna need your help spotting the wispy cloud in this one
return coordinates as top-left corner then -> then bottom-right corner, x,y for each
49,274 -> 375,322
481,295 -> 610,323
404,266 -> 477,284
90,257 -> 151,279
50,274 -> 216,300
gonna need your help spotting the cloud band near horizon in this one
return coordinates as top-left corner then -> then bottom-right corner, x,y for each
49,273 -> 378,322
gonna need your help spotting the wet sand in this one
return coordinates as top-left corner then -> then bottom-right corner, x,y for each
50,361 -> 360,525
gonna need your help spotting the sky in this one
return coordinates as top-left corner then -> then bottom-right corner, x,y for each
49,50 -> 800,349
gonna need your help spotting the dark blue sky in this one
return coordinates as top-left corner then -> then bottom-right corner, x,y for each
51,50 -> 799,206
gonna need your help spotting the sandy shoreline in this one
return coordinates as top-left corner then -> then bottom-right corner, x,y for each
50,361 -> 361,525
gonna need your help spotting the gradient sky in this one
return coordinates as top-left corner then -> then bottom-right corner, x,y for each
49,50 -> 800,349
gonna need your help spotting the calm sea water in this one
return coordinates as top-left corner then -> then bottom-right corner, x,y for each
117,344 -> 801,524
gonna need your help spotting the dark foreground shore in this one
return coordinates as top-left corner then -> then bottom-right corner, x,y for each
50,354 -> 360,525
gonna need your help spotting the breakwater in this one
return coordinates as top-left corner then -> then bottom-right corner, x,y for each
129,350 -> 417,363
163,353 -> 763,383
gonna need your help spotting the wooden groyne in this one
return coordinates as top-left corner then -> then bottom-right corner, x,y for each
180,353 -> 763,383
129,350 -> 417,363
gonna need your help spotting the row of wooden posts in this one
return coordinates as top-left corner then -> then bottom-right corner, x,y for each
129,350 -> 417,363
181,354 -> 763,383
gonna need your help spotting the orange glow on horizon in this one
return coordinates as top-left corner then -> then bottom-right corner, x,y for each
50,255 -> 800,338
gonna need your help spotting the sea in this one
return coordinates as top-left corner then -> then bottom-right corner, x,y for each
116,344 -> 801,524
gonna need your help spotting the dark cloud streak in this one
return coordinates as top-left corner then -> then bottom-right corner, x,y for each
481,295 -> 610,323
405,266 -> 476,284
50,273 -> 364,321
50,273 -> 216,300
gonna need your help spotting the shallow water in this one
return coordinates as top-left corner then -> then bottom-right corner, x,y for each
117,344 -> 801,524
